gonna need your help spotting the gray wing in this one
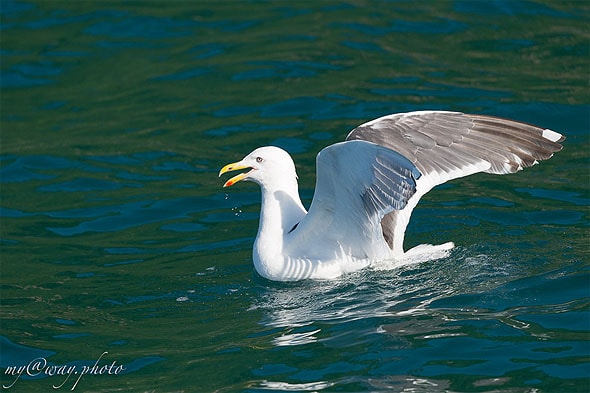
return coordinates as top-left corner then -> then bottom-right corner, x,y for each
346,110 -> 565,254
285,140 -> 421,261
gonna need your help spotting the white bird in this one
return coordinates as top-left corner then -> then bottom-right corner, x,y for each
219,111 -> 564,281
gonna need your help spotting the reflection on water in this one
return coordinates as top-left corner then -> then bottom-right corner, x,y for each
249,255 -> 588,390
253,249 -> 516,333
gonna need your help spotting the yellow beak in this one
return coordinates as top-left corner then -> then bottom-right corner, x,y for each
218,162 -> 252,187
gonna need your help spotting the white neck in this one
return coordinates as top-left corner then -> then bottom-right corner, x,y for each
253,181 -> 306,278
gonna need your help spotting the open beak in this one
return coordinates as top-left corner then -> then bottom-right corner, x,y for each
218,161 -> 253,187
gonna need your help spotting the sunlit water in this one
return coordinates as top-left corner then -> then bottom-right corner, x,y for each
1,1 -> 588,392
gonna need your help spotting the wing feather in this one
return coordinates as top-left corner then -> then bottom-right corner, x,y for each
346,111 -> 564,254
285,140 -> 421,261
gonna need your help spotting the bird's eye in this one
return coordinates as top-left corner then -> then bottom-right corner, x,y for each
256,157 -> 263,163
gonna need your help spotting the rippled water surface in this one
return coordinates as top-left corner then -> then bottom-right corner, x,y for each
1,1 -> 589,392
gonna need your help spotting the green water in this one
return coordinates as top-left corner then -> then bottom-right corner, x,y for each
1,1 -> 589,392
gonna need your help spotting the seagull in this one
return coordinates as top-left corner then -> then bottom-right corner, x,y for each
219,111 -> 564,281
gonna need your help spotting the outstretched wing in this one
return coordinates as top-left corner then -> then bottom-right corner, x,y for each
346,110 -> 565,255
285,140 -> 421,261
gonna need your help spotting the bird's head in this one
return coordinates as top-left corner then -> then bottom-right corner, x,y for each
219,146 -> 298,190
